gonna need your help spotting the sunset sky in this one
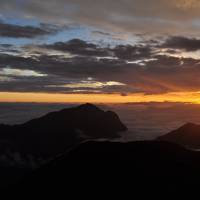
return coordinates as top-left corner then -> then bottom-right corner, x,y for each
1,0 -> 200,103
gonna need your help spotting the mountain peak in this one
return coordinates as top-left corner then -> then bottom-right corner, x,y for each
180,122 -> 197,129
0,104 -> 127,157
157,122 -> 200,149
77,103 -> 101,111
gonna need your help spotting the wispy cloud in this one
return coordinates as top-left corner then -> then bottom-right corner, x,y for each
0,67 -> 47,77
1,0 -> 200,35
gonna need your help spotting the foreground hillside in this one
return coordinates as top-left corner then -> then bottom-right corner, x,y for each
13,140 -> 200,194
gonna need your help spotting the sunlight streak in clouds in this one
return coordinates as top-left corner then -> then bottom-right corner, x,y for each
0,68 -> 47,77
47,81 -> 126,89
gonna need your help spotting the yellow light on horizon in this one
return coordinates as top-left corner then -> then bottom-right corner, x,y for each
1,91 -> 200,104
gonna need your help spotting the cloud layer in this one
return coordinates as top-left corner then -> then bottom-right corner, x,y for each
1,1 -> 200,97
1,0 -> 200,35
0,22 -> 62,38
1,37 -> 200,95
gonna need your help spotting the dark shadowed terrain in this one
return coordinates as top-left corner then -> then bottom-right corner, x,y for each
1,103 -> 200,193
0,103 -> 126,157
13,141 -> 200,195
2,102 -> 200,141
0,103 -> 127,188
158,123 -> 200,149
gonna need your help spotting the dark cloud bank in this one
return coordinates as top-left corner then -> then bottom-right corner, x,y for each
161,36 -> 200,52
1,36 -> 200,94
1,0 -> 200,35
0,22 -> 64,38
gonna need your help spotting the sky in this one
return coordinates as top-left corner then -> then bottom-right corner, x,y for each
2,0 -> 200,103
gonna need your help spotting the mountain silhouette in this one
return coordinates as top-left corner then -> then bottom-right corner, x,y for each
157,123 -> 200,149
5,104 -> 200,193
0,103 -> 127,159
14,140 -> 200,194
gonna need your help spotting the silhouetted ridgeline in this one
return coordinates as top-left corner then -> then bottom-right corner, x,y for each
2,103 -> 200,192
0,103 -> 127,158
158,123 -> 200,149
0,103 -> 127,187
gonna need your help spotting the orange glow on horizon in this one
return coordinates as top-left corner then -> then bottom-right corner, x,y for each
1,91 -> 200,104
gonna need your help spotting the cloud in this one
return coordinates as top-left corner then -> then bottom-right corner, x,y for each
40,39 -> 152,61
92,31 -> 112,37
160,36 -> 200,51
0,52 -> 199,94
0,67 -> 47,77
2,2 -> 200,96
42,39 -> 112,57
1,0 -> 200,35
0,76 -> 13,82
47,81 -> 125,89
113,45 -> 152,60
1,38 -> 200,95
0,22 -> 62,38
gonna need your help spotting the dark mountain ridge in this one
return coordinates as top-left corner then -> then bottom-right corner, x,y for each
158,122 -> 200,149
3,104 -> 200,192
0,103 -> 127,158
0,103 -> 127,187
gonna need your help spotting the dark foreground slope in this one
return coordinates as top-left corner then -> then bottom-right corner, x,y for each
15,140 -> 200,194
158,123 -> 200,149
